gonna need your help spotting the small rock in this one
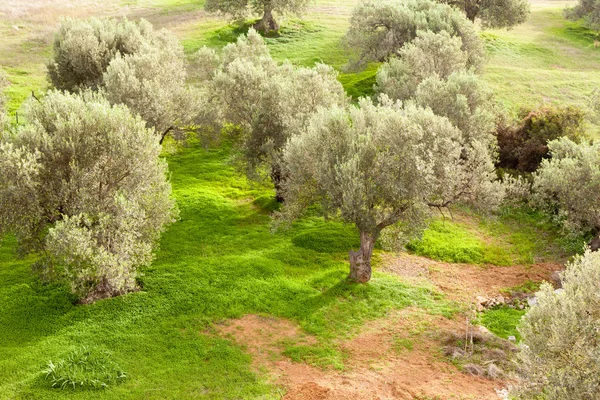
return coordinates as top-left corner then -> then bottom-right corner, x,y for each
477,303 -> 484,312
554,288 -> 565,295
12,25 -> 19,31
497,295 -> 505,305
507,335 -> 516,342
527,297 -> 537,307
476,295 -> 487,305
487,363 -> 503,379
463,363 -> 486,376
478,325 -> 491,335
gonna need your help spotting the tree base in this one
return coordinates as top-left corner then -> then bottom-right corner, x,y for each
253,10 -> 280,34
590,233 -> 600,252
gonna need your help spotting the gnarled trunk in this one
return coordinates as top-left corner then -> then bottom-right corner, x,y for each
270,163 -> 285,203
253,6 -> 279,33
348,231 -> 377,283
590,233 -> 600,252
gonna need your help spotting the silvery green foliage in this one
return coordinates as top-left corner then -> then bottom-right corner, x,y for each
102,39 -> 199,139
205,0 -> 310,22
533,138 -> 600,236
514,250 -> 600,399
279,98 -> 503,242
343,0 -> 485,70
565,0 -> 600,31
203,29 -> 348,187
375,31 -> 473,101
0,91 -> 177,302
438,0 -> 529,29
48,18 -> 163,92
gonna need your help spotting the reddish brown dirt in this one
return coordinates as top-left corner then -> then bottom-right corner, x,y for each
216,313 -> 506,400
381,252 -> 562,303
216,255 -> 562,399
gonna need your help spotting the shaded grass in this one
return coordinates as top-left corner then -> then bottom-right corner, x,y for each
0,144 -> 455,399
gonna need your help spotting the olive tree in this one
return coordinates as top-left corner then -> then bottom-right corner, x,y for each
202,29 -> 347,200
565,0 -> 600,31
514,250 -> 600,399
533,138 -> 600,250
0,91 -> 177,302
376,31 -> 497,170
278,98 -> 504,283
102,43 -> 199,144
440,0 -> 529,29
205,0 -> 310,33
343,0 -> 485,70
48,18 -> 165,92
49,17 -> 202,143
374,30 -> 480,98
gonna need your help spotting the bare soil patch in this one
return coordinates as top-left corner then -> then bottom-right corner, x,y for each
216,313 -> 506,399
381,252 -> 561,303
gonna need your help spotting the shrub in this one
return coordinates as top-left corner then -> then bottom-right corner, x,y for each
496,106 -> 584,174
0,91 -> 177,302
43,346 -> 126,389
514,250 -> 600,399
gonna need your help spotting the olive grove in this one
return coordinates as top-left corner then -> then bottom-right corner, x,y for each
278,98 -> 505,283
515,250 -> 600,399
204,0 -> 310,33
0,91 -> 177,302
198,29 -> 348,201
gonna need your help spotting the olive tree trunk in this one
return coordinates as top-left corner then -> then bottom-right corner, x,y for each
253,6 -> 279,33
270,163 -> 285,203
348,231 -> 377,283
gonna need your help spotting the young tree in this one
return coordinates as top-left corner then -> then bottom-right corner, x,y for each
565,0 -> 600,31
439,0 -> 529,29
0,91 -> 177,302
533,138 -> 600,250
343,0 -> 485,70
278,99 -> 504,283
203,29 -> 348,201
514,250 -> 600,399
205,0 -> 310,33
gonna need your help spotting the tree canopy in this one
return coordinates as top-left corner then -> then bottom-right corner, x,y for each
0,91 -> 177,302
533,137 -> 600,249
205,0 -> 310,32
439,0 -> 529,29
343,0 -> 485,70
515,250 -> 600,399
199,29 -> 348,200
278,98 -> 504,282
565,0 -> 600,31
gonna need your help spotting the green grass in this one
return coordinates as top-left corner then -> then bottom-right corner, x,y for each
478,307 -> 526,341
0,144 -> 456,399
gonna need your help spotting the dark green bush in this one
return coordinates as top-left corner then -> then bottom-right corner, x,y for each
496,105 -> 584,173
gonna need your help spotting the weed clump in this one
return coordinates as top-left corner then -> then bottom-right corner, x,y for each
43,346 -> 126,389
